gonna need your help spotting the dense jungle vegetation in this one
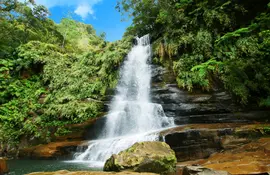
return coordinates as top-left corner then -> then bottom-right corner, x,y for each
0,0 -> 270,150
0,0 -> 132,148
118,0 -> 270,105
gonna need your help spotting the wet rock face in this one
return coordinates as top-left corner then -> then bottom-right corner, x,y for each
83,116 -> 107,140
104,141 -> 177,174
160,124 -> 267,162
164,130 -> 222,161
150,65 -> 270,124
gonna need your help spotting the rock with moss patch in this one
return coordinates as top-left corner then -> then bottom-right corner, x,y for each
104,141 -> 177,174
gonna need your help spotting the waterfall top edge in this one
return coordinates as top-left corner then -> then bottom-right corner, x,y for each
135,34 -> 150,46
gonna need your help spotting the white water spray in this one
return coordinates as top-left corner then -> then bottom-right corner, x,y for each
73,35 -> 174,167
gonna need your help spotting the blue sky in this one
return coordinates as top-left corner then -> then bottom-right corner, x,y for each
31,0 -> 131,41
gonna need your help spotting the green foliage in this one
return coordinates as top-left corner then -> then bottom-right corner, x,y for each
0,76 -> 45,145
57,18 -> 104,52
54,127 -> 72,137
260,97 -> 270,107
190,59 -> 224,90
216,28 -> 251,45
264,127 -> 270,134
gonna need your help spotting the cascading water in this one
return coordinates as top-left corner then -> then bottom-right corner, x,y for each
73,34 -> 174,167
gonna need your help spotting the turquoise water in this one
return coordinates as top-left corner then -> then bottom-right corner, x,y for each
7,160 -> 101,175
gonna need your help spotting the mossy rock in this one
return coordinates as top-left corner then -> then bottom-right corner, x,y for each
104,141 -> 177,174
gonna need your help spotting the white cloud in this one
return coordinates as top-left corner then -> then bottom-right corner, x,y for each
32,0 -> 102,19
74,3 -> 93,20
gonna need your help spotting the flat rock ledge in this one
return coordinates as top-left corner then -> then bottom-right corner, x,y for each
19,141 -> 87,159
27,170 -> 158,175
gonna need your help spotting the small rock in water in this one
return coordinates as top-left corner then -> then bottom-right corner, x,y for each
104,141 -> 177,174
0,157 -> 9,175
182,166 -> 231,175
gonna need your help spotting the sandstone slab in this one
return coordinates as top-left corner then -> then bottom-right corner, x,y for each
19,141 -> 87,159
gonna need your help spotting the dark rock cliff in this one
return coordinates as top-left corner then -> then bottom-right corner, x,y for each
150,65 -> 270,124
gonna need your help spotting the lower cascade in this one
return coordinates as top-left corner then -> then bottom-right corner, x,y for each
73,34 -> 174,167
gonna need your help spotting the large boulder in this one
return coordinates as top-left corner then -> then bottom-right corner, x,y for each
0,157 -> 8,175
104,141 -> 177,174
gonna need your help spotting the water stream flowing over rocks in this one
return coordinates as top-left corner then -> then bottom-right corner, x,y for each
73,35 -> 174,167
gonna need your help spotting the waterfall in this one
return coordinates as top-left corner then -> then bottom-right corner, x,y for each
73,34 -> 174,167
